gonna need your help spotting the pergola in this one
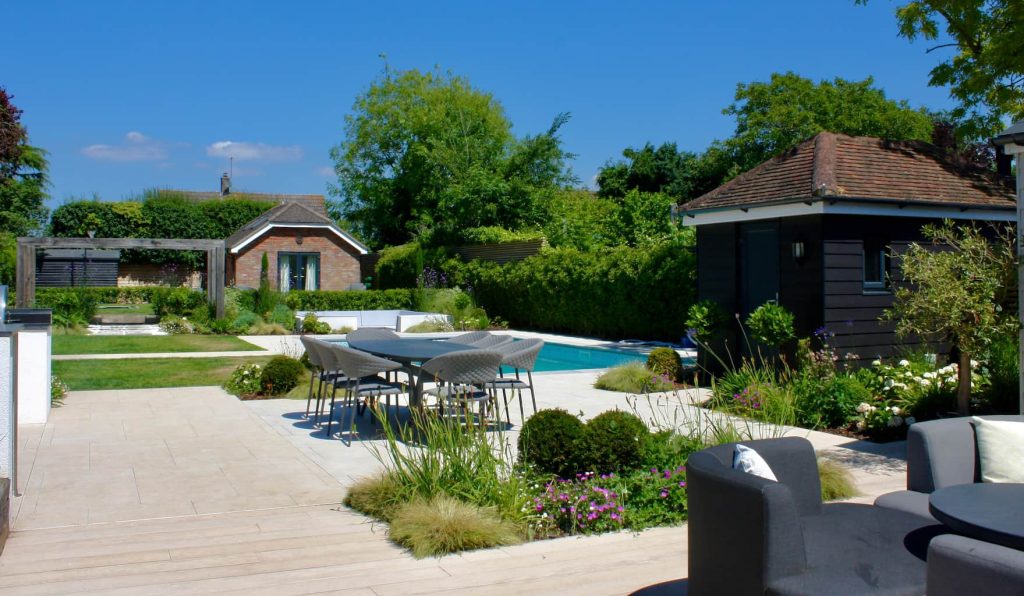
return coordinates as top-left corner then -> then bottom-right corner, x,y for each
15,237 -> 226,318
993,120 -> 1024,415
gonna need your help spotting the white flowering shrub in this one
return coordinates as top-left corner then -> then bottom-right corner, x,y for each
854,356 -> 989,433
224,363 -> 264,397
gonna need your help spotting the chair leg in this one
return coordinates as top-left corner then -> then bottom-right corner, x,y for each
305,369 -> 317,416
325,382 -> 339,438
527,372 -> 537,414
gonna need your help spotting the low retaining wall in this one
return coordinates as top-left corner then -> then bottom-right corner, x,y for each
295,310 -> 451,332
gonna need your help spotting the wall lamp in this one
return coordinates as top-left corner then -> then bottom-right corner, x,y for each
792,241 -> 805,262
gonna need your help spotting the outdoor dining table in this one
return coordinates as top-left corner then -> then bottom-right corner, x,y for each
929,483 -> 1024,551
345,337 -> 477,406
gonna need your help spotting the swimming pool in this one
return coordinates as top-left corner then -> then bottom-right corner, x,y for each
332,337 -> 675,372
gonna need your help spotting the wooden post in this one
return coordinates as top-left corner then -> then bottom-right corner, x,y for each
15,240 -> 35,308
205,245 -> 225,319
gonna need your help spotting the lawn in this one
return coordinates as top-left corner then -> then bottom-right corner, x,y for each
95,303 -> 155,315
54,356 -> 273,390
53,335 -> 263,355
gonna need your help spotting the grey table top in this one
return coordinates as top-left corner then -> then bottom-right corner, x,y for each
346,337 -> 474,363
929,483 -> 1024,551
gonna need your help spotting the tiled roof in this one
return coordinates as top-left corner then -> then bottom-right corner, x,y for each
224,202 -> 368,253
682,132 -> 1016,213
158,190 -> 328,216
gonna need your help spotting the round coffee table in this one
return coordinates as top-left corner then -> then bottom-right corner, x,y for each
929,483 -> 1024,551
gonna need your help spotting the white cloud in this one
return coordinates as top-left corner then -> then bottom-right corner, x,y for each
81,131 -> 167,161
205,141 -> 303,162
316,165 -> 335,177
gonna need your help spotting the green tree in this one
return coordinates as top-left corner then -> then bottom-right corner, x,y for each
857,0 -> 1024,140
329,66 -> 573,248
884,221 -> 1018,414
0,87 -> 49,237
596,142 -> 702,201
721,72 -> 935,172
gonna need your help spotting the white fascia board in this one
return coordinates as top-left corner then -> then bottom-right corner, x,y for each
230,224 -> 369,255
1001,142 -> 1024,155
682,201 -> 1015,226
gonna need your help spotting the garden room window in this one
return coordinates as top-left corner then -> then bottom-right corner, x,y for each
863,238 -> 889,291
278,252 -> 320,291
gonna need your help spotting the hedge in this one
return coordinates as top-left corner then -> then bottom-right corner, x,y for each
374,243 -> 423,289
283,289 -> 415,311
460,237 -> 696,340
36,286 -> 164,305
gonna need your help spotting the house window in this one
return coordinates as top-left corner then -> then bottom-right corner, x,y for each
278,253 -> 320,291
863,239 -> 889,291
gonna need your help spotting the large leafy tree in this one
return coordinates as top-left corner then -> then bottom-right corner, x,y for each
604,73 -> 936,205
858,0 -> 1024,140
329,66 -> 574,248
720,72 -> 936,173
0,87 -> 48,237
885,222 -> 1018,414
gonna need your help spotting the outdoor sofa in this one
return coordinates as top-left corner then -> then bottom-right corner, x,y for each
874,414 -> 1024,519
686,437 -> 943,595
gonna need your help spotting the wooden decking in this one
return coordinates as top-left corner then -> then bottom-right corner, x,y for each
0,387 -> 686,594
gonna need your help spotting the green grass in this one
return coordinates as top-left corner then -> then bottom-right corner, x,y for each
388,495 -> 521,558
53,335 -> 263,355
95,303 -> 155,315
53,356 -> 273,391
594,362 -> 674,393
819,458 -> 858,501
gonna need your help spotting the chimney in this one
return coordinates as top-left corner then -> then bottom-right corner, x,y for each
220,172 -> 231,196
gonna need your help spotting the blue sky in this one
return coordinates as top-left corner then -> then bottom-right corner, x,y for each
5,1 -> 955,209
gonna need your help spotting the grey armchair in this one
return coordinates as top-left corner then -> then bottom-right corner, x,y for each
874,415 -> 1024,519
927,534 -> 1024,596
686,437 -> 942,596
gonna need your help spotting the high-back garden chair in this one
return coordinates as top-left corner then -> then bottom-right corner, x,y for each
417,349 -> 504,427
468,334 -> 514,349
345,327 -> 400,341
446,330 -> 491,345
488,338 -> 543,424
300,337 -> 348,422
320,343 -> 406,445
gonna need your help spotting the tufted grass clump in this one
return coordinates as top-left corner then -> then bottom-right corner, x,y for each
595,362 -> 674,393
818,458 -> 858,501
345,473 -> 406,522
389,495 -> 521,558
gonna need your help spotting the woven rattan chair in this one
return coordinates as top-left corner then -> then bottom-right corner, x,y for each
488,338 -> 543,424
345,327 -> 400,341
300,337 -> 348,421
321,343 -> 406,445
417,350 -> 504,426
446,330 -> 491,345
468,334 -> 514,349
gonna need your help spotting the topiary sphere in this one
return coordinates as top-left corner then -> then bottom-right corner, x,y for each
260,355 -> 304,395
518,409 -> 586,479
646,347 -> 683,381
579,410 -> 650,474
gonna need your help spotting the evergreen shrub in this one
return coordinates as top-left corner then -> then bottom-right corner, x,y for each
579,410 -> 649,474
518,409 -> 586,478
646,347 -> 682,381
260,356 -> 304,395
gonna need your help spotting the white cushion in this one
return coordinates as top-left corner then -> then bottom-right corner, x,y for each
972,417 -> 1024,483
733,444 -> 778,481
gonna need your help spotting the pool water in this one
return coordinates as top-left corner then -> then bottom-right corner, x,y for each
333,337 -> 672,371
529,342 -> 648,372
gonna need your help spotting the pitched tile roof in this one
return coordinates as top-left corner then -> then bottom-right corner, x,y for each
158,190 -> 328,216
682,132 -> 1016,213
224,201 -> 368,254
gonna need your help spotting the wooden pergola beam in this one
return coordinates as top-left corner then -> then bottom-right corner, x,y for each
15,237 -> 227,318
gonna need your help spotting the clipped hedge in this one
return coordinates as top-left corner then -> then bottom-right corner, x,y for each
36,286 -> 159,306
374,243 -> 423,289
282,289 -> 415,311
460,236 -> 695,340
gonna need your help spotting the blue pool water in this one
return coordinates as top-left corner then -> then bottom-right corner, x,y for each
530,342 -> 648,372
334,338 -> 653,371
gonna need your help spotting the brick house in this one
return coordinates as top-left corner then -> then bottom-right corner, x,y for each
224,201 -> 369,291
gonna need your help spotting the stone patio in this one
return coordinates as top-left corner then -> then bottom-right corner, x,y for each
0,355 -> 908,593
